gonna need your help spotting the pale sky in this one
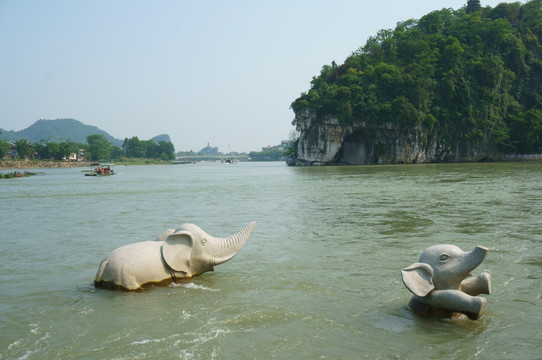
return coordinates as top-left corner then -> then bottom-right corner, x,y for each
0,0 -> 506,153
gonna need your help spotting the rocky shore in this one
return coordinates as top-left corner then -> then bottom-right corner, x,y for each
0,160 -> 94,169
289,108 -> 505,166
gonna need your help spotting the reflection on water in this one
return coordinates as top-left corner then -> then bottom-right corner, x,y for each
1,161 -> 541,359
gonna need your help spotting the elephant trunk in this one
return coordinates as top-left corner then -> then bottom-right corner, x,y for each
463,245 -> 489,274
441,245 -> 489,289
208,221 -> 256,266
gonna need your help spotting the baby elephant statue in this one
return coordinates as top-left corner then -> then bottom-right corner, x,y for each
94,221 -> 256,291
401,244 -> 491,320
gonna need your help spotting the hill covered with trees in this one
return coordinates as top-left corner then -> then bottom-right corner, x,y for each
0,119 -> 124,148
0,119 -> 176,162
290,1 -> 542,165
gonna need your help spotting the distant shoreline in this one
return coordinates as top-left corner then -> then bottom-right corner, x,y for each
0,159 -> 173,169
2,156 -> 541,170
0,160 -> 94,170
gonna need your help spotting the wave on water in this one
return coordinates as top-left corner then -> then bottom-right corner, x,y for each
131,335 -> 177,345
170,282 -> 219,292
5,324 -> 50,360
129,327 -> 231,358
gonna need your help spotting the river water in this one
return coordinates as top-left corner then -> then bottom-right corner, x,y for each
0,161 -> 541,359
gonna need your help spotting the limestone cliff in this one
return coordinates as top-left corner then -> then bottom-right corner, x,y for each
287,108 -> 503,166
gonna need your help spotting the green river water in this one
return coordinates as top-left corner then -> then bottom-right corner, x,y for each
0,161 -> 541,359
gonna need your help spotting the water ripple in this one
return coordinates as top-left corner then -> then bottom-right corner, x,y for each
1,162 -> 541,359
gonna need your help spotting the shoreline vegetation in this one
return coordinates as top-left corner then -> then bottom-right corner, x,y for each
0,170 -> 37,179
1,154 -> 541,171
0,158 -> 174,170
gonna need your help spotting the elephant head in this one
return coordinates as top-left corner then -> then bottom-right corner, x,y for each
94,221 -> 256,291
401,244 -> 491,320
161,222 -> 255,277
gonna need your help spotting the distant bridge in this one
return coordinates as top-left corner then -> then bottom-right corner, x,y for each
174,154 -> 251,162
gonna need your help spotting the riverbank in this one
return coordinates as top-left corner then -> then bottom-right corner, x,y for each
0,160 -> 94,169
0,158 -> 174,169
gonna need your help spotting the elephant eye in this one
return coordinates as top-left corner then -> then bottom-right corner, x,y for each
200,238 -> 207,246
439,254 -> 450,261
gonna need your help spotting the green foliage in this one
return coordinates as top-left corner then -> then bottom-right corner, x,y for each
122,136 -> 175,160
0,136 -> 10,158
509,108 -> 542,153
0,171 -> 36,179
284,138 -> 299,157
248,149 -> 286,161
1,130 -> 175,162
290,1 -> 542,154
122,136 -> 146,158
87,134 -> 113,161
15,139 -> 33,159
110,146 -> 124,160
59,140 -> 79,160
157,141 -> 176,160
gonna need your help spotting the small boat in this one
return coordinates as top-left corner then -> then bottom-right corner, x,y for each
85,166 -> 116,176
223,158 -> 237,164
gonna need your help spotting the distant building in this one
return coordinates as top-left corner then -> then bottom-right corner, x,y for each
60,149 -> 85,161
467,0 -> 481,14
5,141 -> 18,159
262,140 -> 291,152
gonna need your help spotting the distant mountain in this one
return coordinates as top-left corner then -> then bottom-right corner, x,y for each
0,119 -> 171,148
150,134 -> 172,144
0,119 -> 123,147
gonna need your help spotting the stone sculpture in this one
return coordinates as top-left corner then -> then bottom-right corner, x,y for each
94,221 -> 256,291
401,244 -> 491,320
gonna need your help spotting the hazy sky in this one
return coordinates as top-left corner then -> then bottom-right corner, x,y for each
0,0 -> 506,153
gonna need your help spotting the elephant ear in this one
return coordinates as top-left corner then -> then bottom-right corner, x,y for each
161,230 -> 193,273
401,262 -> 435,297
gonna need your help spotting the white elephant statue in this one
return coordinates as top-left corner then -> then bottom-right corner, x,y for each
401,244 -> 491,320
94,221 -> 256,291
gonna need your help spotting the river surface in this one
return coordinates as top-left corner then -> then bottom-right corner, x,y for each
1,161 -> 541,359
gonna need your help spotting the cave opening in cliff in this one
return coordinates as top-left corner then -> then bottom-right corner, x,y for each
336,130 -> 374,165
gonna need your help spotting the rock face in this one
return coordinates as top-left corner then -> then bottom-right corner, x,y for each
287,108 -> 502,166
